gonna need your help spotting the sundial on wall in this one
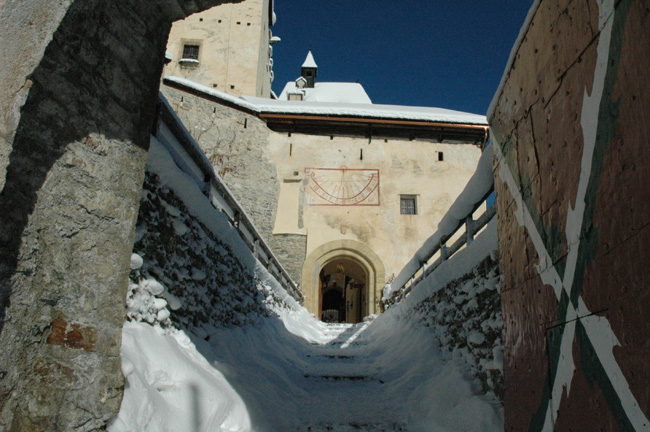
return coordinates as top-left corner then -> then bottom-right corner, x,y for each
305,168 -> 380,206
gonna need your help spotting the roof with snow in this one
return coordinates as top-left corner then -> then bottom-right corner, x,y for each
301,50 -> 318,69
163,77 -> 489,144
279,82 -> 373,104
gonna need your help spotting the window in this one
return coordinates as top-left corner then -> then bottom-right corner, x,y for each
438,151 -> 444,161
182,45 -> 200,60
400,196 -> 417,215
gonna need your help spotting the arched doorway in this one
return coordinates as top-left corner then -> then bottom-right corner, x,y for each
319,258 -> 368,323
301,239 -> 385,322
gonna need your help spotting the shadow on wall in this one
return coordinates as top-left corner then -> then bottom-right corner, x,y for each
0,0 -> 172,429
0,0 -> 167,332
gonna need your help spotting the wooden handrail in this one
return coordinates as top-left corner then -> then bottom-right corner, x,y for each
153,93 -> 302,302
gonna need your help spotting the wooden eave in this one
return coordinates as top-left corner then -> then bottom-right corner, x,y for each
259,113 -> 489,146
162,77 -> 489,146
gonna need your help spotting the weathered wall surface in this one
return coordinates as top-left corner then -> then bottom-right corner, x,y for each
163,0 -> 273,98
0,0 -> 74,190
0,1 -> 241,430
161,85 -> 307,282
268,128 -> 482,316
490,0 -> 650,430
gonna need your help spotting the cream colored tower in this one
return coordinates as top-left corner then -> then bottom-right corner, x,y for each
164,0 -> 276,98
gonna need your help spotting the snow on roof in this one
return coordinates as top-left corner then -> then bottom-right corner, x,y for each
244,95 -> 487,125
302,50 -> 318,69
165,77 -> 488,126
279,81 -> 372,104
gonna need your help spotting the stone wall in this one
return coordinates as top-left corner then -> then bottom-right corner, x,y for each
414,254 -> 503,400
161,84 -> 306,282
490,0 -> 650,430
0,1 -> 241,431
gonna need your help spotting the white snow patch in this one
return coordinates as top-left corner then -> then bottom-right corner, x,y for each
130,253 -> 143,270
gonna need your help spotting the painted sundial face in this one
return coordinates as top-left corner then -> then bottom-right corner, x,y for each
305,168 -> 380,206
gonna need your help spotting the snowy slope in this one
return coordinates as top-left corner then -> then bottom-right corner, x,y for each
109,136 -> 503,431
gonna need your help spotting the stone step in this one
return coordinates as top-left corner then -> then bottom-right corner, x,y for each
306,354 -> 354,360
303,374 -> 384,384
301,422 -> 407,431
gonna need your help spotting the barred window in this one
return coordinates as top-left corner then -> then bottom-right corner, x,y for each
182,45 -> 200,60
400,196 -> 417,215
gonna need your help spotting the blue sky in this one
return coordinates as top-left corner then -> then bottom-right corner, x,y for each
271,1 -> 533,115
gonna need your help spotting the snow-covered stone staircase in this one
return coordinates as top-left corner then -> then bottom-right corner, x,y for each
296,322 -> 407,431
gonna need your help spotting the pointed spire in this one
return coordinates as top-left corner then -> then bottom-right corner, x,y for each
301,49 -> 318,88
302,49 -> 318,69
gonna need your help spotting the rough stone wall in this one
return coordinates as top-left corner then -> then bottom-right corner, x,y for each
161,85 -> 306,282
490,0 -> 650,430
414,255 -> 503,400
270,233 -> 308,287
0,0 -> 74,190
0,1 -> 241,431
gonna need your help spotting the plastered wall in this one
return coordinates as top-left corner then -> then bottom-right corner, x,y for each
164,0 -> 273,98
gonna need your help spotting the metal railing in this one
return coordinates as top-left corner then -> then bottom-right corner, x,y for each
384,149 -> 496,308
152,92 -> 302,302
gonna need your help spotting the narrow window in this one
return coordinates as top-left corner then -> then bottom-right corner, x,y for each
182,45 -> 200,60
438,152 -> 444,161
400,196 -> 417,215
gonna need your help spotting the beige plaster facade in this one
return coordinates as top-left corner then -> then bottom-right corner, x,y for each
161,77 -> 486,323
164,0 -> 274,98
267,131 -> 482,317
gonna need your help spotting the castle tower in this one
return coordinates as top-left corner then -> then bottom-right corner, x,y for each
301,50 -> 318,88
163,0 -> 278,98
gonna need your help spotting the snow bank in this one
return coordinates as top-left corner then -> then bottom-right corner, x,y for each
108,322 -> 252,432
111,303 -> 503,431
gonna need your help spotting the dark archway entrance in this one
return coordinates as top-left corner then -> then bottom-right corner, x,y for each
319,258 -> 368,323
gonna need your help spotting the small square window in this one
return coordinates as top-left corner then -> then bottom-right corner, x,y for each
400,196 -> 417,215
182,44 -> 200,60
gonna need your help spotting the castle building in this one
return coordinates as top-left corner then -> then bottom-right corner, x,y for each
162,15 -> 488,323
163,0 -> 277,98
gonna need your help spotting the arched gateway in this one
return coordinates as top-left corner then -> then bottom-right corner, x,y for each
301,240 -> 385,322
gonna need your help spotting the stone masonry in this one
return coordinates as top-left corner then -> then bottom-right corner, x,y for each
0,1 -> 242,431
161,85 -> 307,282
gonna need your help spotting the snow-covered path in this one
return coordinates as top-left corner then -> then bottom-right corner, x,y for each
296,323 -> 407,431
109,138 -> 503,431
110,305 -> 503,432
